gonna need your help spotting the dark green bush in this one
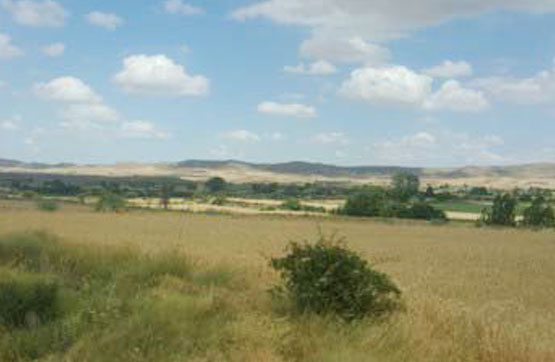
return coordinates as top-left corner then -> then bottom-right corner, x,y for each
342,188 -> 385,217
36,199 -> 60,212
0,270 -> 60,328
270,236 -> 401,321
281,199 -> 302,211
400,202 -> 447,221
522,196 -> 555,228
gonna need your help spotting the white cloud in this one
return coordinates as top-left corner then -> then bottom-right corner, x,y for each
299,36 -> 390,64
114,54 -> 209,97
1,114 -> 22,131
283,60 -> 337,75
232,1 -> 555,67
258,101 -> 316,118
472,62 -> 555,105
340,65 -> 433,106
311,132 -> 350,146
60,104 -> 119,129
120,121 -> 169,139
86,11 -> 124,30
423,60 -> 473,78
370,130 -> 505,166
34,77 -> 101,103
231,0 -> 555,43
221,130 -> 261,143
1,0 -> 68,27
424,80 -> 489,112
164,0 -> 204,15
42,42 -> 64,57
0,33 -> 23,59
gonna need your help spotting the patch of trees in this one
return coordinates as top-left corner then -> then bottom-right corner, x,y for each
341,173 -> 446,221
479,193 -> 555,229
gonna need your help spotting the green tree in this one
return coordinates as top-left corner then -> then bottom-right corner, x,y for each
205,177 -> 227,194
391,172 -> 420,202
342,187 -> 385,217
522,196 -> 555,228
480,193 -> 517,226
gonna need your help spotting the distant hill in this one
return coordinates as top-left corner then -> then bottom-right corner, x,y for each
2,158 -> 555,189
175,160 -> 422,177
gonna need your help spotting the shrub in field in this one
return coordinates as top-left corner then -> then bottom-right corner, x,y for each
95,193 -> 126,212
401,202 -> 447,221
36,199 -> 59,212
0,270 -> 60,328
522,196 -> 555,228
270,236 -> 401,321
281,198 -> 302,211
342,188 -> 385,217
479,193 -> 517,227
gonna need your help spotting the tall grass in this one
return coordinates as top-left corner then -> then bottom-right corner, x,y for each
0,232 -> 235,362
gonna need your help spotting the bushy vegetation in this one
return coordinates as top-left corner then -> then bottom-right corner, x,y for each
95,193 -> 126,212
35,199 -> 59,212
0,270 -> 60,328
479,193 -> 517,227
522,196 -> 555,228
341,179 -> 446,221
0,231 -> 235,362
271,236 -> 401,321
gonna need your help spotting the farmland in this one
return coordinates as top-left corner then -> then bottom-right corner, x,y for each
1,200 -> 554,361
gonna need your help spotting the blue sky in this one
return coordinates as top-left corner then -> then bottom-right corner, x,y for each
1,0 -> 555,167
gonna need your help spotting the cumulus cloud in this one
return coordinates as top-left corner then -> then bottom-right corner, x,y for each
299,36 -> 390,64
232,1 -> 555,65
164,0 -> 204,15
340,65 -> 489,112
1,0 -> 68,27
423,80 -> 489,112
34,77 -> 102,103
60,103 -> 119,129
86,11 -> 124,30
311,132 -> 350,146
339,65 -> 433,106
423,60 -> 473,78
114,54 -> 210,96
231,0 -> 555,42
0,33 -> 23,59
42,42 -> 64,57
370,130 -> 505,166
471,62 -> 555,105
283,60 -> 337,75
257,101 -> 316,118
221,130 -> 260,143
120,121 -> 169,139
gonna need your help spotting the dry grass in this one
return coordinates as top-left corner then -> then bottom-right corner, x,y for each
1,200 -> 554,361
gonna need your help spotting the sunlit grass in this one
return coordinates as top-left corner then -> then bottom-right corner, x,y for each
0,200 -> 554,361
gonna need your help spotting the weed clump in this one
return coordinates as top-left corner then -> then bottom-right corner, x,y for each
271,235 -> 401,321
36,199 -> 60,212
0,270 -> 60,328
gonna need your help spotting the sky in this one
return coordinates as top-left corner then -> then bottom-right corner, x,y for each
1,0 -> 555,167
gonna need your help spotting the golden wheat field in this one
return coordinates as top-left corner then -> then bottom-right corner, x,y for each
1,200 -> 555,362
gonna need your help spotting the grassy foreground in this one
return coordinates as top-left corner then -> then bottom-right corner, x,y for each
1,201 -> 555,361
